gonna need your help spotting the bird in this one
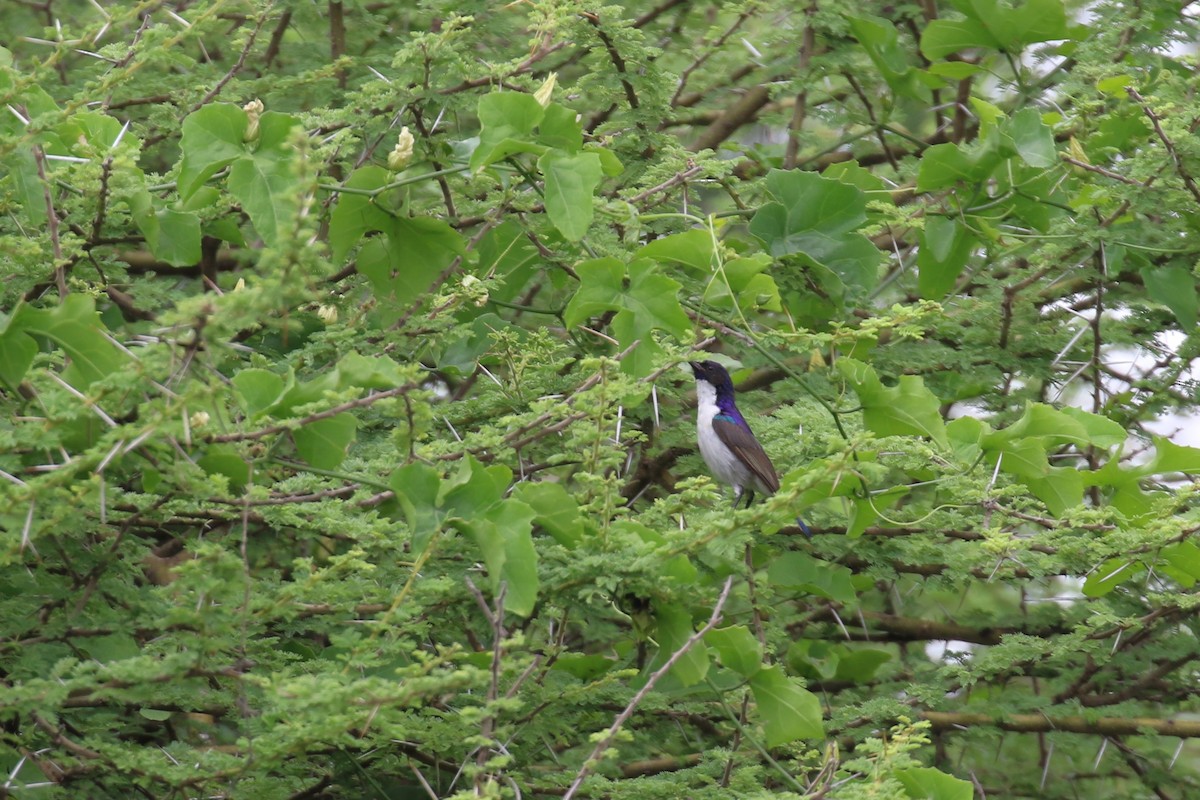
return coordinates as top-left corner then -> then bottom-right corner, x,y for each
689,359 -> 812,537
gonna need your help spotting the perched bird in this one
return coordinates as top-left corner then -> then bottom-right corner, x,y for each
690,360 -> 812,536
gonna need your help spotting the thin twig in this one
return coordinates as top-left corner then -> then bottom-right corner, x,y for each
561,576 -> 734,800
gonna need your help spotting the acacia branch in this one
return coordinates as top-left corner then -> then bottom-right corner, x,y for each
922,710 -> 1200,738
209,384 -> 416,443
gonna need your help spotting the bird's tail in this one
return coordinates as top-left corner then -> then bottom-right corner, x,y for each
796,517 -> 813,538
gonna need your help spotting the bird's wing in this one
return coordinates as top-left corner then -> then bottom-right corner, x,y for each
712,416 -> 780,494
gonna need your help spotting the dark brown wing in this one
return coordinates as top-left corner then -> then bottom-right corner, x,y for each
712,417 -> 779,494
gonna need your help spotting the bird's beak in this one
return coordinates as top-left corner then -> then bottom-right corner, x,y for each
688,361 -> 702,374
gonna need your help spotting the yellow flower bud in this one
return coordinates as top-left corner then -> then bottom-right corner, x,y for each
317,304 -> 338,323
388,127 -> 415,171
243,99 -> 264,142
534,72 -> 557,108
190,411 -> 210,428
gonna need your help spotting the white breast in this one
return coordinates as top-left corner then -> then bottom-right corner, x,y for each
695,381 -> 749,491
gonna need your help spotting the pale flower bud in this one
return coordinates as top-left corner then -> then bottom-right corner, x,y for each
243,99 -> 264,142
234,278 -> 246,292
534,72 -> 557,108
388,127 -> 415,171
317,304 -> 338,323
190,411 -> 210,428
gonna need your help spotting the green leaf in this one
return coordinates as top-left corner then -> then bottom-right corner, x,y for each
357,217 -> 466,321
837,359 -> 948,447
834,649 -> 891,682
847,15 -> 920,99
292,413 -> 357,470
916,142 -> 1004,191
563,258 -> 690,376
1141,437 -> 1200,475
10,295 -> 128,388
705,625 -> 763,677
1026,467 -> 1083,516
1007,108 -> 1057,168
651,603 -> 709,686
539,150 -> 602,241
638,230 -> 714,273
197,445 -> 251,492
389,462 -> 443,551
918,217 -> 978,298
475,220 -> 540,302
232,369 -> 285,418
896,766 -> 973,800
0,322 -> 37,390
328,166 -> 395,264
1142,266 -> 1197,329
1161,542 -> 1200,588
749,665 -> 824,745
129,183 -> 203,267
227,113 -> 302,246
178,103 -> 247,199
1083,557 -> 1145,597
513,482 -> 585,548
766,552 -> 857,603
537,103 -> 583,152
921,0 -> 1067,58
470,92 -> 546,171
1059,407 -> 1127,449
749,170 -> 881,290
466,499 -> 539,616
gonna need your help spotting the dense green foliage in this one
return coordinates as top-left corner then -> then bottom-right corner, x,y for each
3,0 -> 1200,797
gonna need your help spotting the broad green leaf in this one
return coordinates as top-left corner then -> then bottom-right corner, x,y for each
197,445 -> 251,492
1141,437 -> 1200,475
470,92 -> 546,171
1007,108 -> 1057,168
706,625 -> 762,677
563,258 -> 690,375
918,217 -> 977,298
834,649 -> 891,682
227,113 -> 302,246
749,665 -> 824,745
847,15 -> 920,98
513,482 -> 585,547
916,142 -> 1003,191
11,295 -> 128,388
749,170 -> 881,290
1027,467 -> 1083,516
537,102 -> 583,152
539,150 -> 602,241
1161,542 -> 1200,588
1059,407 -> 1127,449
292,413 -> 357,469
921,0 -> 1067,58
232,369 -> 285,418
651,603 -> 709,686
1142,266 -> 1197,329
468,499 -> 538,616
328,166 -> 396,263
357,217 -> 466,321
1083,558 -> 1145,597
837,359 -> 948,447
475,220 -> 540,302
442,457 -> 510,521
989,439 -> 1049,479
638,230 -> 714,273
389,462 -> 443,550
129,188 -> 202,267
766,552 -> 857,603
896,766 -> 973,800
178,103 -> 247,199
0,323 -> 37,389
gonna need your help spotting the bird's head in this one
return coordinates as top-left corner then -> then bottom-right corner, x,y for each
689,360 -> 735,392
